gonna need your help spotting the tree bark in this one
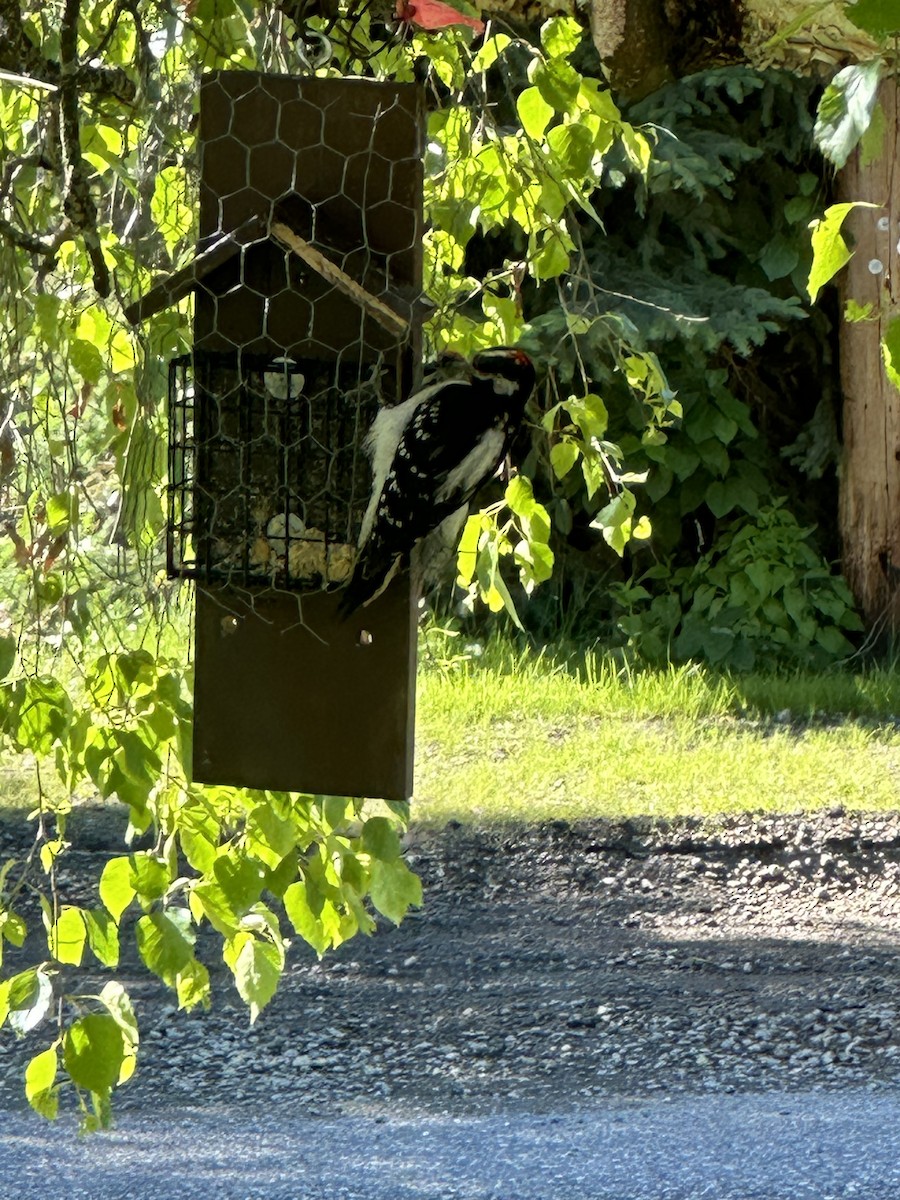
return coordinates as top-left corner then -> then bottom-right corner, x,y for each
589,0 -> 747,97
837,79 -> 900,632
590,0 -> 674,97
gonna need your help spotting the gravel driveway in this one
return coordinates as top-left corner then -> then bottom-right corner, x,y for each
1,807 -> 899,1197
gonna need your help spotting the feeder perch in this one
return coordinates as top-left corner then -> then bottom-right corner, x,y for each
128,72 -> 425,801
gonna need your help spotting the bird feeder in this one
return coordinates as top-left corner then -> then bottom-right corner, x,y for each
126,71 -> 424,801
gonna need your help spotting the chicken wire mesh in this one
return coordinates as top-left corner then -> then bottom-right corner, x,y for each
154,71 -> 424,595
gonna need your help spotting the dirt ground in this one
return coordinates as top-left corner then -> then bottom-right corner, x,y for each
1,806 -> 899,1117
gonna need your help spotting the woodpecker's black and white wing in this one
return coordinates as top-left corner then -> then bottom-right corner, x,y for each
340,347 -> 535,614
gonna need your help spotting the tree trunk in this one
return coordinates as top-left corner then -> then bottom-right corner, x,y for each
590,0 -> 674,97
837,79 -> 900,632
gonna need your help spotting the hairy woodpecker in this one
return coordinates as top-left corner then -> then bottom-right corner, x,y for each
340,347 -> 536,614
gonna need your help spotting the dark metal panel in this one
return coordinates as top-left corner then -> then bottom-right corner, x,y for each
189,71 -> 423,800
193,580 -> 416,802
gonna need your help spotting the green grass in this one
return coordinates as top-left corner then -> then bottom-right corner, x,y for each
413,636 -> 900,826
3,628 -> 900,830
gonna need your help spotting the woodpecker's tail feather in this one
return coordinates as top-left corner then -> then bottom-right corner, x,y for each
338,554 -> 404,618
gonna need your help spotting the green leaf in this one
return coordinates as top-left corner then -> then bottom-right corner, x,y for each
0,635 -> 16,681
246,804 -> 295,868
16,677 -> 71,755
34,294 -> 61,350
84,909 -> 119,968
505,474 -> 536,516
546,123 -> 594,178
39,839 -> 64,875
807,202 -> 878,303
531,233 -> 570,280
213,850 -> 265,915
845,299 -> 875,322
0,908 -> 26,949
69,338 -> 104,386
46,490 -> 77,536
550,440 -> 579,479
25,1046 -> 59,1119
50,905 -> 86,966
98,982 -> 139,1049
705,478 -> 758,517
515,537 -> 555,583
484,562 -> 525,629
135,911 -> 195,986
283,880 -> 331,956
63,1014 -> 125,1093
323,795 -> 349,828
151,166 -> 194,253
224,933 -> 282,1023
846,0 -> 900,38
8,967 -> 53,1036
470,33 -> 511,72
746,561 -> 772,597
517,87 -> 554,141
456,514 -> 482,587
541,16 -> 582,57
362,816 -> 401,862
566,393 -> 608,440
263,849 -> 299,898
190,880 -> 240,936
632,515 -> 652,540
882,315 -> 900,391
129,851 -> 169,904
591,491 -> 636,556
176,959 -> 211,1011
369,858 -> 423,925
814,61 -> 882,168
816,624 -> 855,656
180,807 -> 219,873
99,857 -> 135,923
532,61 -> 580,113
759,234 -> 799,282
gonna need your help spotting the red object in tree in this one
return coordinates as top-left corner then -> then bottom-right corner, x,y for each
395,0 -> 485,32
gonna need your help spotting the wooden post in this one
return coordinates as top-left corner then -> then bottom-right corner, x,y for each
837,79 -> 900,632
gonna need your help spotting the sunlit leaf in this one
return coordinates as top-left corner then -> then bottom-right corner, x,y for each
98,982 -> 139,1049
814,61 -> 882,168
224,932 -> 282,1023
369,858 -> 423,925
8,968 -> 54,1036
63,1014 -> 124,1093
176,959 -> 211,1011
881,315 -> 900,392
550,440 -> 579,479
99,857 -> 135,923
517,87 -> 554,141
84,909 -> 119,968
541,16 -> 582,58
135,911 -> 195,985
25,1046 -> 59,1119
362,816 -> 401,862
49,905 -> 86,966
283,880 -> 330,956
807,202 -> 879,302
